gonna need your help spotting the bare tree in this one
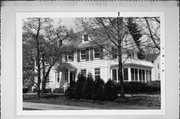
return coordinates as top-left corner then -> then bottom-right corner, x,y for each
23,18 -> 75,97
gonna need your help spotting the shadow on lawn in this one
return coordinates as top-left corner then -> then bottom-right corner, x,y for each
23,93 -> 160,109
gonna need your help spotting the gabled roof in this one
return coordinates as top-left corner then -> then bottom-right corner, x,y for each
144,53 -> 160,62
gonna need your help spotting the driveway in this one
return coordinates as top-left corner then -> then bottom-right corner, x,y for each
23,102 -> 97,110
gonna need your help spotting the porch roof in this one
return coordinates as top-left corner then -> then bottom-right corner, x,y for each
110,63 -> 153,69
55,63 -> 76,72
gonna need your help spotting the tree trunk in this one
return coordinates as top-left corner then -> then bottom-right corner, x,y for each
117,17 -> 125,98
41,54 -> 46,94
36,18 -> 41,98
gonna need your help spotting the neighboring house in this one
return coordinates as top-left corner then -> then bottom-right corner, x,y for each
44,33 -> 160,91
144,53 -> 160,81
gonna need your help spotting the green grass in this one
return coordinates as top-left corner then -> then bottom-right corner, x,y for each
23,93 -> 160,109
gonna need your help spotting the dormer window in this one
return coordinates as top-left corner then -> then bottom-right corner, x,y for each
84,34 -> 88,41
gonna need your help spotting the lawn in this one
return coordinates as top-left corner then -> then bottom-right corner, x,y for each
23,93 -> 160,109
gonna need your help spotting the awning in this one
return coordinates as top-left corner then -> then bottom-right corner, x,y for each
56,63 -> 76,72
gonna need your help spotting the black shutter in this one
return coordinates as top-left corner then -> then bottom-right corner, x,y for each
77,50 -> 80,62
86,48 -> 89,61
65,53 -> 67,62
100,47 -> 103,59
72,52 -> 74,61
90,48 -> 94,60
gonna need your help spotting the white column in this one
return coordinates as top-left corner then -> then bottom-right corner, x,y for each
116,68 -> 118,83
68,70 -> 70,83
144,70 -> 147,83
137,69 -> 139,82
128,68 -> 131,81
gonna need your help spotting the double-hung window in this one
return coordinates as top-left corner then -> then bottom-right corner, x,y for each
84,34 -> 88,42
81,50 -> 86,60
95,68 -> 100,79
67,52 -> 73,61
94,47 -> 100,59
81,69 -> 86,77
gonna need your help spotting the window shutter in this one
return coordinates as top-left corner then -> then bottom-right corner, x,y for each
65,53 -> 67,62
77,50 -> 80,62
86,48 -> 89,61
100,47 -> 103,59
90,48 -> 94,60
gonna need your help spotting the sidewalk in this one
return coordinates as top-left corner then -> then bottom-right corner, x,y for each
23,102 -> 97,110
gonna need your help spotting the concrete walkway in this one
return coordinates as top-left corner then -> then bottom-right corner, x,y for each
23,102 -> 96,110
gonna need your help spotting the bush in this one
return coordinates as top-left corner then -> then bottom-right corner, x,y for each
40,88 -> 52,93
65,86 -> 76,99
103,79 -> 118,101
53,88 -> 64,93
116,81 -> 160,94
82,73 -> 95,99
72,73 -> 86,99
92,77 -> 105,100
23,87 -> 29,93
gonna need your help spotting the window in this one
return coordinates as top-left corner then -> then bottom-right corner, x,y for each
124,68 -> 128,80
67,52 -> 73,61
131,68 -> 135,81
81,50 -> 86,60
81,69 -> 86,77
142,70 -> 145,81
139,69 -> 142,81
135,69 -> 138,81
95,68 -> 100,79
94,47 -> 100,58
112,69 -> 117,81
84,34 -> 88,41
55,72 -> 60,83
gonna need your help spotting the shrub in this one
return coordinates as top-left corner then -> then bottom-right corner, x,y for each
65,86 -> 75,99
92,76 -> 105,100
116,81 -> 160,94
23,87 -> 29,93
103,79 -> 118,101
53,88 -> 64,93
41,88 -> 52,93
82,73 -> 95,99
73,73 -> 86,99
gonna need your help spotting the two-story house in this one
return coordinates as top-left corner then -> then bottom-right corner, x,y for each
45,32 -> 160,92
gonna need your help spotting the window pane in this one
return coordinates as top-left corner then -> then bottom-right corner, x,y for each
81,69 -> 86,77
124,68 -> 128,80
131,68 -> 134,81
142,70 -> 145,81
94,47 -> 100,58
68,52 -> 73,61
84,34 -> 88,41
135,69 -> 138,81
112,69 -> 117,81
81,50 -> 86,60
139,69 -> 142,81
95,68 -> 100,78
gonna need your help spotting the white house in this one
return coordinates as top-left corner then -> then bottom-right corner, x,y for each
44,33 -> 160,91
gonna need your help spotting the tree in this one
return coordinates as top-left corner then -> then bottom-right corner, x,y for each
75,16 -> 159,98
23,18 -> 74,97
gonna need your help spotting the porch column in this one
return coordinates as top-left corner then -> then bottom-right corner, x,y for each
137,69 -> 139,82
128,68 -> 131,81
144,70 -> 147,83
68,70 -> 70,83
116,68 -> 119,83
